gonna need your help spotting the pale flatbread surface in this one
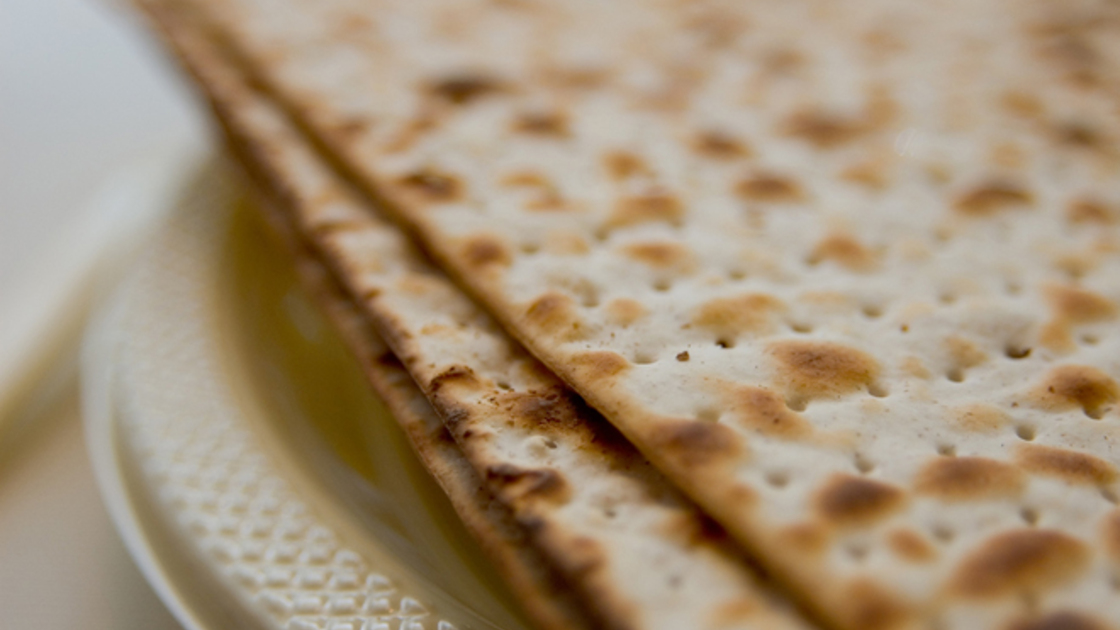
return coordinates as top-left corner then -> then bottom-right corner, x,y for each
140,4 -> 815,630
159,0 -> 1120,628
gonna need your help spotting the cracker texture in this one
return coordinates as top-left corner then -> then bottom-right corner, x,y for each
148,0 -> 1120,627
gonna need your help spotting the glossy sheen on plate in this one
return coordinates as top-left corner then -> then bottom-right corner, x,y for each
149,0 -> 1120,628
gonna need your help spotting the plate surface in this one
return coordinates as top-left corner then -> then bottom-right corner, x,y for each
84,158 -> 528,630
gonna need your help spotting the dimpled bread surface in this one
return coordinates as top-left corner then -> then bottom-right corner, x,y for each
167,0 -> 1120,627
144,5 -> 816,629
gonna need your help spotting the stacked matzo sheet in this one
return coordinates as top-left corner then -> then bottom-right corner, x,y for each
141,4 -> 815,630
141,0 -> 1120,628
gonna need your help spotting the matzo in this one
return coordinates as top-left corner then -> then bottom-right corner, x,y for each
154,0 -> 1120,627
141,4 -> 815,629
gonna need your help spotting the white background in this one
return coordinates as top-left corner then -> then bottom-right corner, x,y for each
1,0 -> 205,626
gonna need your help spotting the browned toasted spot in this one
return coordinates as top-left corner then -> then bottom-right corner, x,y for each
808,233 -> 878,271
692,293 -> 784,340
500,171 -> 550,188
603,151 -> 649,180
460,234 -> 511,269
1016,443 -> 1117,486
605,298 -> 648,327
727,386 -> 812,439
604,192 -> 684,230
514,111 -> 569,136
569,350 -> 629,381
901,356 -> 931,379
650,418 -> 744,470
888,529 -> 937,563
1054,121 -> 1104,149
621,241 -> 695,271
1007,611 -> 1111,630
1032,365 -> 1119,416
951,405 -> 1011,432
951,529 -> 1089,598
915,457 -> 1025,500
1002,91 -> 1044,118
708,599 -> 760,626
1046,284 -> 1117,324
396,168 -> 463,202
1067,199 -> 1116,224
778,522 -> 830,555
953,182 -> 1033,215
839,579 -> 910,630
1101,509 -> 1120,561
693,131 -> 751,159
544,231 -> 589,255
523,292 -> 578,334
815,474 -> 905,526
429,365 -> 483,394
485,463 -> 571,503
770,340 -> 880,399
428,74 -> 503,104
840,160 -> 889,189
784,110 -> 866,148
946,336 -> 988,370
1038,320 -> 1074,353
735,172 -> 804,203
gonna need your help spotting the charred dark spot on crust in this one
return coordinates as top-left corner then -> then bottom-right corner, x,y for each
676,351 -> 690,362
815,474 -> 905,526
396,168 -> 463,202
569,350 -> 630,381
460,234 -> 512,269
1032,365 -> 1119,417
735,172 -> 804,203
693,131 -> 751,159
692,294 -> 785,340
485,463 -> 571,503
428,74 -> 503,104
604,192 -> 684,230
1067,199 -> 1116,224
914,457 -> 1025,501
523,292 -> 581,337
1007,611 -> 1110,630
728,386 -> 812,439
429,365 -> 481,392
1102,509 -> 1120,561
807,233 -> 878,272
839,579 -> 910,630
951,529 -> 1089,598
650,418 -> 744,470
1046,285 -> 1117,324
770,340 -> 880,400
1016,443 -> 1118,486
621,241 -> 695,271
783,110 -> 867,148
603,151 -> 650,180
887,529 -> 937,563
514,111 -> 569,136
953,182 -> 1033,215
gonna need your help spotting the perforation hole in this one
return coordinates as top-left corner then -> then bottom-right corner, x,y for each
1081,334 -> 1100,346
715,338 -> 735,349
633,352 -> 658,365
936,443 -> 956,457
1004,346 -> 1031,359
1020,507 -> 1040,525
931,524 -> 955,543
854,454 -> 875,474
653,279 -> 672,292
785,396 -> 808,412
1102,488 -> 1119,504
497,381 -> 513,391
520,242 -> 540,255
765,471 -> 790,488
1086,407 -> 1106,420
868,383 -> 889,398
728,268 -> 747,280
1015,425 -> 1036,441
1004,281 -> 1022,295
603,507 -> 617,519
845,542 -> 870,562
544,438 -> 558,449
861,304 -> 884,319
790,322 -> 813,334
946,368 -> 965,383
938,292 -> 957,305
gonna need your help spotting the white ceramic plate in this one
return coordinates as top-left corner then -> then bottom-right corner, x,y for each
83,157 -> 529,630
